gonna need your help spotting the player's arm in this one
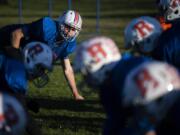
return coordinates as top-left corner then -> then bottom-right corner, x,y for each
61,58 -> 84,100
11,17 -> 44,49
3,28 -> 25,60
11,28 -> 24,49
6,18 -> 44,60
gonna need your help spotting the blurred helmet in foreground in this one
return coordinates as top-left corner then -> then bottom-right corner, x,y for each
157,0 -> 180,22
124,16 -> 162,53
122,61 -> 180,120
23,41 -> 53,88
58,10 -> 82,42
0,93 -> 27,135
73,36 -> 121,87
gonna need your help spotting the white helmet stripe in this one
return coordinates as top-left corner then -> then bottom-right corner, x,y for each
74,12 -> 79,25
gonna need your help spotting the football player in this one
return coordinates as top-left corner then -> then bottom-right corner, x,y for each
124,16 -> 180,72
73,36 -> 155,135
121,61 -> 180,135
0,41 -> 53,135
156,0 -> 180,22
0,10 -> 84,100
155,0 -> 180,71
0,41 -> 53,94
74,36 -> 180,135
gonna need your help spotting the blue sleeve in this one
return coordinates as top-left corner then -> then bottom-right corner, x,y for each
42,17 -> 57,44
22,17 -> 58,46
57,40 -> 76,59
4,58 -> 28,94
63,40 -> 76,58
164,39 -> 180,71
155,30 -> 180,71
164,38 -> 180,71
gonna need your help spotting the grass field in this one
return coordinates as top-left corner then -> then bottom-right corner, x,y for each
0,0 -> 157,135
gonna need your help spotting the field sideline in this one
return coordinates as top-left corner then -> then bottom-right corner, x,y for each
0,0 -> 157,134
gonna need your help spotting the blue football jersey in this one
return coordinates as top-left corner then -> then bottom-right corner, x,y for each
22,17 -> 76,59
0,17 -> 76,60
0,56 -> 28,94
100,56 -> 153,135
152,21 -> 180,72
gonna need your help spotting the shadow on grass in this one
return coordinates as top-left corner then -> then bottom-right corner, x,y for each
27,97 -> 106,133
36,114 -> 105,133
27,97 -> 104,113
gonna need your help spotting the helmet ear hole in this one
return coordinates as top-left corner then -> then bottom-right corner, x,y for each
175,9 -> 179,14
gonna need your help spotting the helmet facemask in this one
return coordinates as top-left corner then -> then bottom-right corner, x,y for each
166,1 -> 180,21
23,42 -> 53,88
159,0 -> 180,22
60,23 -> 80,42
136,34 -> 160,54
27,64 -> 50,88
82,64 -> 112,88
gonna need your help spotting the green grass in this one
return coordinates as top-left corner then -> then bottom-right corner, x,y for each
0,0 -> 157,134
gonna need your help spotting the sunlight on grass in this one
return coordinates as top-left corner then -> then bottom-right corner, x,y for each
0,0 -> 157,134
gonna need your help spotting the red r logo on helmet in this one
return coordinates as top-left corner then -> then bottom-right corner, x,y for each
134,20 -> 154,39
134,69 -> 159,97
88,43 -> 107,63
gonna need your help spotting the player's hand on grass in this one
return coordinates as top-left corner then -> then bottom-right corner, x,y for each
74,94 -> 84,101
145,130 -> 156,135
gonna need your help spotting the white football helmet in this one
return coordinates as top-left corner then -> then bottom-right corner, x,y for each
74,36 -> 121,87
157,0 -> 180,22
124,16 -> 163,53
23,41 -> 53,88
58,10 -> 82,42
0,93 -> 27,135
122,61 -> 180,121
